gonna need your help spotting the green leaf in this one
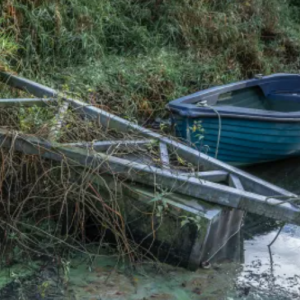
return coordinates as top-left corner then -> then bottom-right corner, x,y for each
180,219 -> 189,228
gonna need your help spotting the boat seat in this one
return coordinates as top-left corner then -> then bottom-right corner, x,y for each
268,92 -> 300,102
216,87 -> 269,110
267,92 -> 300,112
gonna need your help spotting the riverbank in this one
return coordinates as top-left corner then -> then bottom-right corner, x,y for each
1,0 -> 300,123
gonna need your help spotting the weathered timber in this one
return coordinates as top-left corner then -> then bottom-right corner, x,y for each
63,139 -> 154,152
159,142 -> 170,169
181,170 -> 229,183
0,130 -> 299,225
229,174 -> 244,190
0,98 -> 54,106
49,101 -> 69,140
2,71 -> 300,271
91,174 -> 244,270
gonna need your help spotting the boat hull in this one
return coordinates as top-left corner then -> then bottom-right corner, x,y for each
173,116 -> 300,166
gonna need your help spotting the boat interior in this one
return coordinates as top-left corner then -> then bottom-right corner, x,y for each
168,74 -> 300,119
215,86 -> 300,113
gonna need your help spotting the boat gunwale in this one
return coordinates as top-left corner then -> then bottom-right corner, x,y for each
167,73 -> 300,122
169,107 -> 300,122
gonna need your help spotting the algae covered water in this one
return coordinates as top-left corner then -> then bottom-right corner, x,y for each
1,220 -> 299,300
1,158 -> 300,300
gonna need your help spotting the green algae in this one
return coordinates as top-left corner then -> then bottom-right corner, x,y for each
0,261 -> 40,289
63,256 -> 239,300
0,248 -> 240,300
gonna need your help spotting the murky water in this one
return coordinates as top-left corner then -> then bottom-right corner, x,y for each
239,223 -> 300,298
1,157 -> 300,299
224,216 -> 299,299
233,156 -> 300,299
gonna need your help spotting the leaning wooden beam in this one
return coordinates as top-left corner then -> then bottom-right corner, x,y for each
48,101 -> 69,141
0,129 -> 299,225
181,170 -> 228,183
0,72 -> 296,198
159,142 -> 170,169
0,98 -> 54,106
63,139 -> 154,152
0,73 -> 56,98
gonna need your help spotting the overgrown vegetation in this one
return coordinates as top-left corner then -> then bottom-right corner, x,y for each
1,0 -> 300,120
0,94 -> 200,273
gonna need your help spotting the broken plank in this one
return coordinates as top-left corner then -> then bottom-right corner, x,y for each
229,174 -> 244,190
0,98 -> 54,106
188,170 -> 229,183
63,139 -> 154,152
48,101 -> 69,141
159,142 -> 170,169
0,129 -> 299,225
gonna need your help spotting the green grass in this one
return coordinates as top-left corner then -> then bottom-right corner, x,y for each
57,49 -> 241,121
1,0 -> 300,119
0,30 -> 17,71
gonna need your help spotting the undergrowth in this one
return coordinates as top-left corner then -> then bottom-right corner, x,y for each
1,0 -> 300,120
0,100 -> 204,299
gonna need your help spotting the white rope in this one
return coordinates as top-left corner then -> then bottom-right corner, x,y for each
196,101 -> 222,158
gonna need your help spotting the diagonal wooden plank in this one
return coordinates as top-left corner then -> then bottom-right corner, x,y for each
48,101 -> 69,141
63,139 -> 154,152
229,174 -> 244,190
61,98 -> 297,197
0,98 -> 54,106
159,142 -> 170,169
181,170 -> 228,183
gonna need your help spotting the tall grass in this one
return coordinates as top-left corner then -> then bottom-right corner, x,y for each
0,26 -> 17,71
1,0 -> 300,118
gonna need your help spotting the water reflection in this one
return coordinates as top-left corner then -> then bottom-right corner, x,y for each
244,156 -> 300,194
226,157 -> 300,299
232,220 -> 299,298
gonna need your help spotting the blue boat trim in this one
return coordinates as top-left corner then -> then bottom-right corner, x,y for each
167,74 -> 300,122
